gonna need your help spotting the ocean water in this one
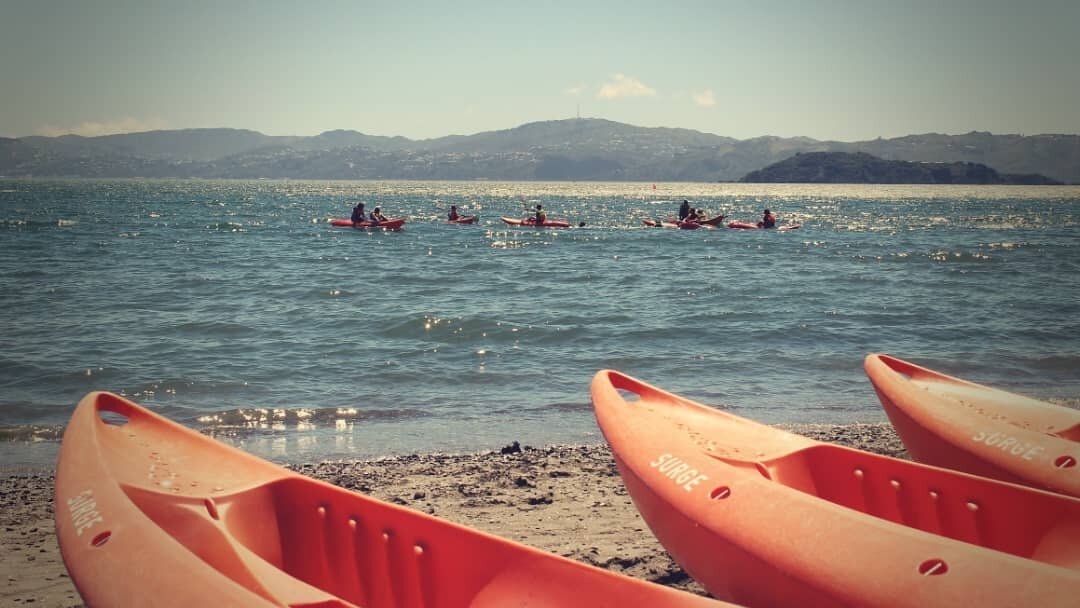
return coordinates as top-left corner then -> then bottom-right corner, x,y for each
2,179 -> 1079,470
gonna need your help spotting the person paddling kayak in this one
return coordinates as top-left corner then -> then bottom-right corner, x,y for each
448,205 -> 459,221
533,204 -> 547,224
758,208 -> 777,229
369,207 -> 388,226
678,200 -> 691,220
350,202 -> 366,225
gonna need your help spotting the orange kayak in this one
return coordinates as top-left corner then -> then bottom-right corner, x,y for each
55,391 -> 732,608
865,353 -> 1080,497
591,369 -> 1080,607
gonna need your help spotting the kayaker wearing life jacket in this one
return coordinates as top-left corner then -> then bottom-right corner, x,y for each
534,205 -> 547,225
369,207 -> 387,225
351,202 -> 366,225
759,208 -> 777,229
448,205 -> 459,221
678,200 -> 691,220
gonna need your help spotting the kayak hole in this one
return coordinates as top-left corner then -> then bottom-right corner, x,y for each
382,530 -> 392,542
918,558 -> 948,576
91,531 -> 111,548
1054,455 -> 1077,469
347,516 -> 358,531
204,499 -> 219,520
317,505 -> 327,518
98,410 -> 129,426
710,486 -> 731,500
413,543 -> 425,556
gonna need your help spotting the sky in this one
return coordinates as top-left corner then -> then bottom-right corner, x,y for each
2,0 -> 1078,141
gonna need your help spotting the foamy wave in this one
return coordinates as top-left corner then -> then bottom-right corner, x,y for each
0,424 -> 64,442
195,406 -> 427,428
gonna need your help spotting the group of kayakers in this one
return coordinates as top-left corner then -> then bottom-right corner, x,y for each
679,199 -> 777,228
350,202 -> 388,226
349,199 -> 780,228
677,199 -> 713,223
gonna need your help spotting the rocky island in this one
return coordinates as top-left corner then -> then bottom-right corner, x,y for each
740,151 -> 1063,184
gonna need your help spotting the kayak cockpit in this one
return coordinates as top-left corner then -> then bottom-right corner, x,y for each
736,444 -> 1080,569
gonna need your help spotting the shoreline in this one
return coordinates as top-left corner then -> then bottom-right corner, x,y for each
1,422 -> 905,607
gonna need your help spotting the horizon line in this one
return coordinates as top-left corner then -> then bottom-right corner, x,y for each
8,117 -> 1078,143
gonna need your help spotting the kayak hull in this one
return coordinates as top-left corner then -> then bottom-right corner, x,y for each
727,221 -> 800,230
642,218 -> 713,229
448,216 -> 478,224
55,391 -> 725,608
500,217 -> 571,228
865,353 -> 1080,497
330,218 -> 407,229
591,369 -> 1080,607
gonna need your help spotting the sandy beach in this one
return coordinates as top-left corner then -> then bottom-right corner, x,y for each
0,423 -> 905,607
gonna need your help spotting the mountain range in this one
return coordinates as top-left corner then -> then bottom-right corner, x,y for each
1,119 -> 1077,183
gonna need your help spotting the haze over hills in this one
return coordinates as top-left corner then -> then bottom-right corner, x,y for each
1,119 -> 1077,183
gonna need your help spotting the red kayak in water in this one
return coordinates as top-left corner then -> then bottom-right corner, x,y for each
330,218 -> 407,229
727,221 -> 800,231
501,217 -> 572,228
643,218 -> 715,230
448,216 -> 478,224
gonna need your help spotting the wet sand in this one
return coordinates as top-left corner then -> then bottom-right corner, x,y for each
0,423 -> 905,607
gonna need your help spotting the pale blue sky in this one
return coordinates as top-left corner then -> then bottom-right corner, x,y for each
2,0 -> 1077,140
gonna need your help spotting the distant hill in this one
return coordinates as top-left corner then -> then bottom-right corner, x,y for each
741,152 -> 1063,185
1,119 -> 1077,183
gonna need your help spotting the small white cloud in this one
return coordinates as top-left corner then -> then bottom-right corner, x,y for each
693,89 -> 717,107
564,84 -> 585,97
597,74 -> 656,100
37,117 -> 169,137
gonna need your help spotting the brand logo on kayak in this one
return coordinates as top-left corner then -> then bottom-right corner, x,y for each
649,453 -> 708,492
971,430 -> 1044,461
67,490 -> 104,536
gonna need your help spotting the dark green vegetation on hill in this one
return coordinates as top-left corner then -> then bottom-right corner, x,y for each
741,152 -> 1063,185
2,119 -> 1077,183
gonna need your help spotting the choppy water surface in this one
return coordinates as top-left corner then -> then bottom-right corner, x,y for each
2,179 -> 1078,469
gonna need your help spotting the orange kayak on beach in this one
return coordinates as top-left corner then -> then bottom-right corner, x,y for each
590,369 -> 1080,607
55,392 -> 731,608
865,354 -> 1080,497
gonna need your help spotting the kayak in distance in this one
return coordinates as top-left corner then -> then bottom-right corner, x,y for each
865,353 -> 1080,498
447,215 -> 478,225
500,216 -> 573,228
696,215 -> 727,226
590,369 -> 1080,608
330,218 -> 407,230
642,218 -> 714,230
54,391 -> 732,608
726,221 -> 801,230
